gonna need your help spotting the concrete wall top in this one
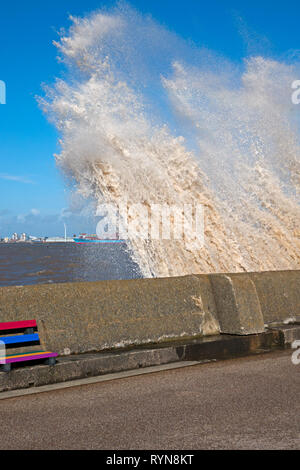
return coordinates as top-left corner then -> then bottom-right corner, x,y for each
0,270 -> 298,355
209,270 -> 300,325
0,275 -> 220,355
247,270 -> 300,325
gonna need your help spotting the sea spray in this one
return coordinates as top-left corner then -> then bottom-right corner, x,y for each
40,4 -> 300,277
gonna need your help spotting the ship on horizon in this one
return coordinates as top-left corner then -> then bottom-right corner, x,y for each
73,233 -> 126,244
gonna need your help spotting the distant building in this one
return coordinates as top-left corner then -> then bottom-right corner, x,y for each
11,233 -> 19,241
20,233 -> 28,242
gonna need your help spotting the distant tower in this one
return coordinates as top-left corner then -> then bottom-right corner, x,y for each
0,80 -> 6,105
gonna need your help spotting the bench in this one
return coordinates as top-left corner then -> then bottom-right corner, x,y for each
0,320 -> 58,372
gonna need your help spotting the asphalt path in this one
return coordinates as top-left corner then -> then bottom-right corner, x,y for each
0,350 -> 299,450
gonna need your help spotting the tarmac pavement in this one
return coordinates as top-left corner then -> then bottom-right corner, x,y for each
0,350 -> 299,450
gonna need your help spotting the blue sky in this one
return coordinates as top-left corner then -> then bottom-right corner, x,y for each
0,0 -> 299,237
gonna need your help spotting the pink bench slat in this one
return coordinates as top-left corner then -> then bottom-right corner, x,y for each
0,320 -> 37,331
5,352 -> 58,364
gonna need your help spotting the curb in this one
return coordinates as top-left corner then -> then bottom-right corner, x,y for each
0,324 -> 299,394
268,323 -> 300,346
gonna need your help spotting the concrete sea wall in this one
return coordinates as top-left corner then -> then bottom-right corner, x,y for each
0,270 -> 299,356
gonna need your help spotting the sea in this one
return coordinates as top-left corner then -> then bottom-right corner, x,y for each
0,243 -> 142,287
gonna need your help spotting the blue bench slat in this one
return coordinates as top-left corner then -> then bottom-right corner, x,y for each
0,333 -> 39,345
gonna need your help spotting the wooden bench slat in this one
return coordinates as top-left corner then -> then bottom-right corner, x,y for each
0,320 -> 37,331
5,350 -> 45,358
6,350 -> 56,358
0,333 -> 39,345
5,351 -> 58,364
0,319 -> 58,371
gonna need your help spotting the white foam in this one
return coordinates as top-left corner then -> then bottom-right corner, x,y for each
40,5 -> 300,278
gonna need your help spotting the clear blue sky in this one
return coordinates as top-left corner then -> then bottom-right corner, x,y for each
0,0 -> 299,237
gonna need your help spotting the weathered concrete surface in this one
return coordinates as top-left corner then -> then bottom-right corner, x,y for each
0,270 -> 299,355
208,274 -> 265,334
270,324 -> 300,346
0,346 -> 182,393
0,326 -> 297,393
0,275 -> 220,355
208,270 -> 300,333
248,270 -> 300,325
